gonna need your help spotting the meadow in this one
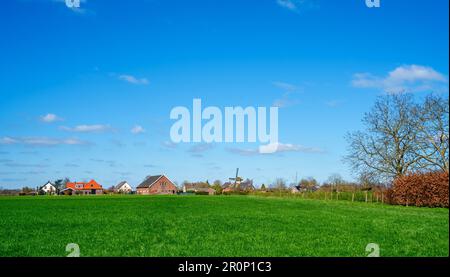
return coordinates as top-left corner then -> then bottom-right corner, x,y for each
0,195 -> 448,257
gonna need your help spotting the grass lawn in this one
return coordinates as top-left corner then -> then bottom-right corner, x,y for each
0,195 -> 448,257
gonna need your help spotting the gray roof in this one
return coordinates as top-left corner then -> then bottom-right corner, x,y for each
39,181 -> 55,190
223,179 -> 255,190
137,175 -> 163,188
115,181 -> 128,190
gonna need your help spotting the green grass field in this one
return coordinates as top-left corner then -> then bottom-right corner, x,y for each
0,195 -> 448,257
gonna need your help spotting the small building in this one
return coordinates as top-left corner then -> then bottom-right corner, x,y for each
39,181 -> 57,195
65,180 -> 104,195
136,175 -> 177,195
183,183 -> 216,195
222,179 -> 255,193
114,181 -> 133,194
291,185 -> 301,194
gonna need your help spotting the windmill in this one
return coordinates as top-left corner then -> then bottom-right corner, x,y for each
229,168 -> 243,189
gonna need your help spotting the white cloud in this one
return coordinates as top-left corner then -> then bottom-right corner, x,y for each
227,142 -> 324,155
188,143 -> 214,153
272,97 -> 299,108
131,125 -> 145,134
0,137 -> 18,145
0,137 -> 88,146
272,81 -> 301,107
162,141 -> 178,149
272,81 -> 298,91
276,0 -> 298,11
276,0 -> 317,12
352,65 -> 448,93
226,147 -> 259,156
118,74 -> 149,85
40,113 -> 63,123
60,124 -> 113,133
259,142 -> 324,154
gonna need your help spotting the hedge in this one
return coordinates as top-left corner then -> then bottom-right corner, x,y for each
389,171 -> 449,208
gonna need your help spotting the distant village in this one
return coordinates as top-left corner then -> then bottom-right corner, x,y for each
0,167 -> 395,205
13,171 -> 259,196
0,168 -> 281,196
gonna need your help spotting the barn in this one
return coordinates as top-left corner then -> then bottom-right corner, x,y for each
136,175 -> 177,195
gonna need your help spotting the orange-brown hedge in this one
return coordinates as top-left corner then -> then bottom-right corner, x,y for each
390,171 -> 449,208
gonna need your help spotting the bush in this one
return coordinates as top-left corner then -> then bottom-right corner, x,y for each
390,171 -> 449,208
194,191 -> 209,195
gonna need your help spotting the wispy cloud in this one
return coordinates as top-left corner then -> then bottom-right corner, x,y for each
118,74 -> 149,85
325,100 -> 344,108
90,158 -> 117,167
276,0 -> 318,13
3,162 -> 48,168
161,141 -> 178,149
272,81 -> 298,91
64,163 -> 80,168
1,178 -> 27,182
0,137 -> 89,146
273,97 -> 299,108
114,171 -> 132,176
0,137 -> 17,145
259,142 -> 324,154
188,143 -> 214,153
272,81 -> 301,108
131,125 -> 145,134
40,113 -> 63,123
111,139 -> 126,148
227,142 -> 324,156
226,147 -> 259,156
276,0 -> 298,11
60,124 -> 114,133
352,65 -> 448,94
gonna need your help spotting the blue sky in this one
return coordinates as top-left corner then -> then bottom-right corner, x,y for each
0,0 -> 448,189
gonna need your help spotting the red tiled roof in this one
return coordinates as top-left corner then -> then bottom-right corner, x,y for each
66,180 -> 103,190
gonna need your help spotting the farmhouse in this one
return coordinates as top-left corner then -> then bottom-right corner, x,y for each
222,179 -> 255,192
64,180 -> 104,195
183,183 -> 216,195
39,181 -> 57,195
114,181 -> 133,194
291,185 -> 301,194
136,175 -> 177,195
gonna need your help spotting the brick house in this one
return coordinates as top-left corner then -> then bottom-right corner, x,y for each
136,175 -> 177,195
64,180 -> 104,195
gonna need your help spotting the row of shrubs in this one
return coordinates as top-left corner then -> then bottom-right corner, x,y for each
387,171 -> 449,208
223,171 -> 449,208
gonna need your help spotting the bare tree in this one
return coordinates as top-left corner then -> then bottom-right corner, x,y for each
345,94 -> 420,181
413,94 -> 449,172
273,178 -> 287,191
327,173 -> 344,192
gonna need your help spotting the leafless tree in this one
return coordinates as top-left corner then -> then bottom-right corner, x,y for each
327,173 -> 344,192
273,178 -> 287,191
413,94 -> 449,172
345,94 -> 420,181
